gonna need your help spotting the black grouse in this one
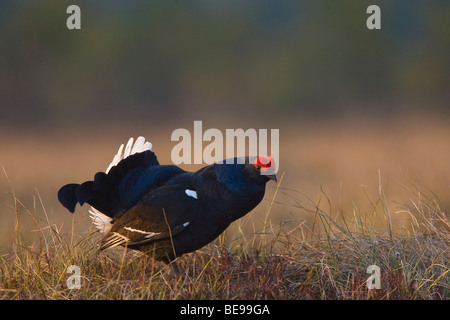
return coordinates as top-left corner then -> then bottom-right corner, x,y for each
58,137 -> 277,264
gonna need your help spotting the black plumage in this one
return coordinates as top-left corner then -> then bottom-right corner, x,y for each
58,137 -> 277,264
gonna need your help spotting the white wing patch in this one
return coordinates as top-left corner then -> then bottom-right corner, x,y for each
101,221 -> 191,250
185,189 -> 198,199
101,232 -> 129,250
123,226 -> 161,239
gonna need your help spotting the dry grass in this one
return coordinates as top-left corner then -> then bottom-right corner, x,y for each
0,117 -> 449,299
0,171 -> 448,300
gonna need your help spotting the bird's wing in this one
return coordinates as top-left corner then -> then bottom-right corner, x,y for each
100,204 -> 191,250
99,184 -> 199,250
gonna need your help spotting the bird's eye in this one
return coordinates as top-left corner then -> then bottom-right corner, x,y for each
255,165 -> 261,171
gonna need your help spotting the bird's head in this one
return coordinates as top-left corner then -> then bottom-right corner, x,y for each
252,156 -> 277,181
208,156 -> 277,219
213,156 -> 277,191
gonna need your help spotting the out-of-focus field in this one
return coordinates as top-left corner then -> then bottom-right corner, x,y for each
0,116 -> 449,250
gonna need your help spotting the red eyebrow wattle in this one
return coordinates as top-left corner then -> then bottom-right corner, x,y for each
254,156 -> 274,168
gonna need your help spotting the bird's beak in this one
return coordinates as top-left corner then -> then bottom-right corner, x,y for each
267,174 -> 277,183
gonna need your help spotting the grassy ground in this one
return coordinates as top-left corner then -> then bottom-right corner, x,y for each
0,178 -> 448,300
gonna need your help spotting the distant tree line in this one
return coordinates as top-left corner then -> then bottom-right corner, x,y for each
0,1 -> 448,126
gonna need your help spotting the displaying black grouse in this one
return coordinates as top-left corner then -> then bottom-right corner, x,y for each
58,137 -> 277,264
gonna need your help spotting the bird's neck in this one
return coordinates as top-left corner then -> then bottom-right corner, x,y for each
214,185 -> 266,223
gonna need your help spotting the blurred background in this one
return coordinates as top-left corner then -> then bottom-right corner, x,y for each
0,0 -> 449,249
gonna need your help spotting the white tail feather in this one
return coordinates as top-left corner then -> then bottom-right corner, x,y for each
105,136 -> 152,173
91,136 -> 152,232
89,208 -> 114,234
